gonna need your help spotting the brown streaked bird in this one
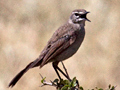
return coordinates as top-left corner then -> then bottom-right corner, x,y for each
8,9 -> 90,87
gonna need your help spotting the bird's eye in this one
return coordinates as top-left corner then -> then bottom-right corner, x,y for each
75,13 -> 79,16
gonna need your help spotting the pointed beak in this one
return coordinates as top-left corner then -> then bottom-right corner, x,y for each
85,12 -> 91,22
86,12 -> 90,14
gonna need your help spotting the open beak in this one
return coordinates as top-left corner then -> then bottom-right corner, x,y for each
81,12 -> 91,22
85,12 -> 91,22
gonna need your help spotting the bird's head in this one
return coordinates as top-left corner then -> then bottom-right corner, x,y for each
69,9 -> 90,24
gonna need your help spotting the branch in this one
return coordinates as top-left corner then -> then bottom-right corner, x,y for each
40,74 -> 57,87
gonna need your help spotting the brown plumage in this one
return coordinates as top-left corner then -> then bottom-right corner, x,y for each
8,9 -> 90,87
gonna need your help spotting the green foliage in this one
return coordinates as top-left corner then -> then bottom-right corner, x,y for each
55,77 -> 79,90
41,77 -> 46,83
88,84 -> 116,90
41,77 -> 116,90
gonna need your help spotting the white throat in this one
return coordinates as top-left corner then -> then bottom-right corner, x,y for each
68,19 -> 85,27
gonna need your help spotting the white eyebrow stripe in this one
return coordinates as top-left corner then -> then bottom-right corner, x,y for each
72,11 -> 84,14
78,12 -> 84,14
72,12 -> 78,14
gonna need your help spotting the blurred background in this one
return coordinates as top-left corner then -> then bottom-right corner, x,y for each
1,0 -> 120,90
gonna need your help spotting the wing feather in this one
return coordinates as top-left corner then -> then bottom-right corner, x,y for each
40,30 -> 76,67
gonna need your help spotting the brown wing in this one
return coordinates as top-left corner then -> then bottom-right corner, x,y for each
40,29 -> 77,67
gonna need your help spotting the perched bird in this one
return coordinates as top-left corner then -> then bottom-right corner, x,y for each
8,9 -> 90,87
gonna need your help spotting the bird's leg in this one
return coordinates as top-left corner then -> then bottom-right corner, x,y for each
56,66 -> 71,81
61,61 -> 71,81
52,62 -> 71,81
52,62 -> 61,80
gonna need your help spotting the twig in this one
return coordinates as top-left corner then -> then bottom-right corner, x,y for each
39,74 -> 57,87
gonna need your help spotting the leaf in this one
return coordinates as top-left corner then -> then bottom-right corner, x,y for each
109,84 -> 111,89
41,77 -> 46,83
70,77 -> 77,87
61,85 -> 68,90
53,79 -> 59,84
63,80 -> 70,85
111,86 -> 115,90
79,86 -> 84,90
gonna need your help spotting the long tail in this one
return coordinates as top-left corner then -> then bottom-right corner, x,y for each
8,58 -> 41,87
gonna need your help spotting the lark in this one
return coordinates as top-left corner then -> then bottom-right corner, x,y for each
9,9 -> 90,87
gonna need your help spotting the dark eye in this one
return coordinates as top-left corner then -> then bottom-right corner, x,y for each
75,13 -> 79,16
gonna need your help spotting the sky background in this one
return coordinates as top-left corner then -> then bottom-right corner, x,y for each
0,0 -> 120,90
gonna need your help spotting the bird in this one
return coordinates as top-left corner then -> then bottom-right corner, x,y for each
8,9 -> 90,87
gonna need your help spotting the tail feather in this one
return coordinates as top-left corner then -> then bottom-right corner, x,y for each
8,58 -> 41,87
8,68 -> 27,87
